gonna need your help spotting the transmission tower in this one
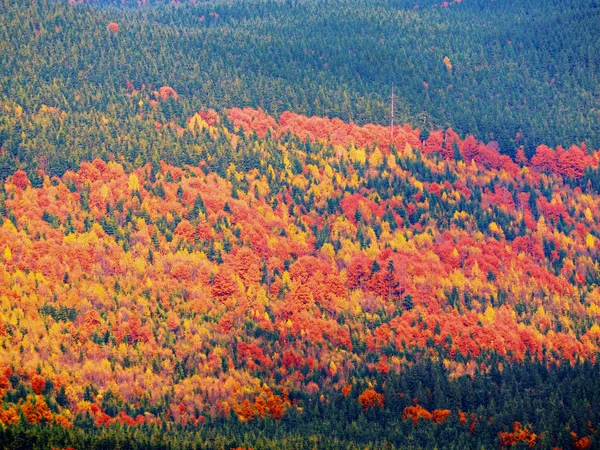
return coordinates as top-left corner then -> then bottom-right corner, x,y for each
391,85 -> 395,141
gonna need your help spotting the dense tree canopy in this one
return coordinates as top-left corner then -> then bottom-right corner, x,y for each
0,0 -> 599,175
1,106 -> 600,447
1,0 -> 600,448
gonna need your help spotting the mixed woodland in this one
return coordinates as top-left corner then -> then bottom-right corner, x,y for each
1,0 -> 600,448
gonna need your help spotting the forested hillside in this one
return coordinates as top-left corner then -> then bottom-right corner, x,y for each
1,106 -> 600,448
1,0 -> 600,448
1,0 -> 599,176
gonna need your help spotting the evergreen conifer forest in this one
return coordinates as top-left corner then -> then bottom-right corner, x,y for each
0,0 -> 600,448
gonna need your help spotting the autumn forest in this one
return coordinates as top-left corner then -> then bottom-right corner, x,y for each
1,0 -> 600,449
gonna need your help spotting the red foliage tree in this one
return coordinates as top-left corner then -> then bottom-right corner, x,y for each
158,86 -> 179,101
442,128 -> 461,160
266,394 -> 285,420
358,388 -> 384,412
174,220 -> 196,243
462,136 -> 479,161
515,148 -> 528,165
30,374 -> 46,395
211,269 -> 237,299
423,130 -> 444,154
557,145 -> 586,179
347,254 -> 372,290
530,144 -> 556,173
12,170 -> 29,190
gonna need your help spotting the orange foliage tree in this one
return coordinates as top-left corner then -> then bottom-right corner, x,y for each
499,422 -> 538,448
358,389 -> 384,412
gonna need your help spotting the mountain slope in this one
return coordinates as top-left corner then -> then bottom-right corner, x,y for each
1,0 -> 599,161
0,108 -> 599,447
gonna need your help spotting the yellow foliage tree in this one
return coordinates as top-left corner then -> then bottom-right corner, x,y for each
128,173 -> 140,192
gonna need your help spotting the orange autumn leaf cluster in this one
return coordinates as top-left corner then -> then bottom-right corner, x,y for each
358,388 -> 384,411
571,431 -> 593,450
233,387 -> 289,422
0,395 -> 70,428
499,421 -> 538,448
402,404 -> 451,425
